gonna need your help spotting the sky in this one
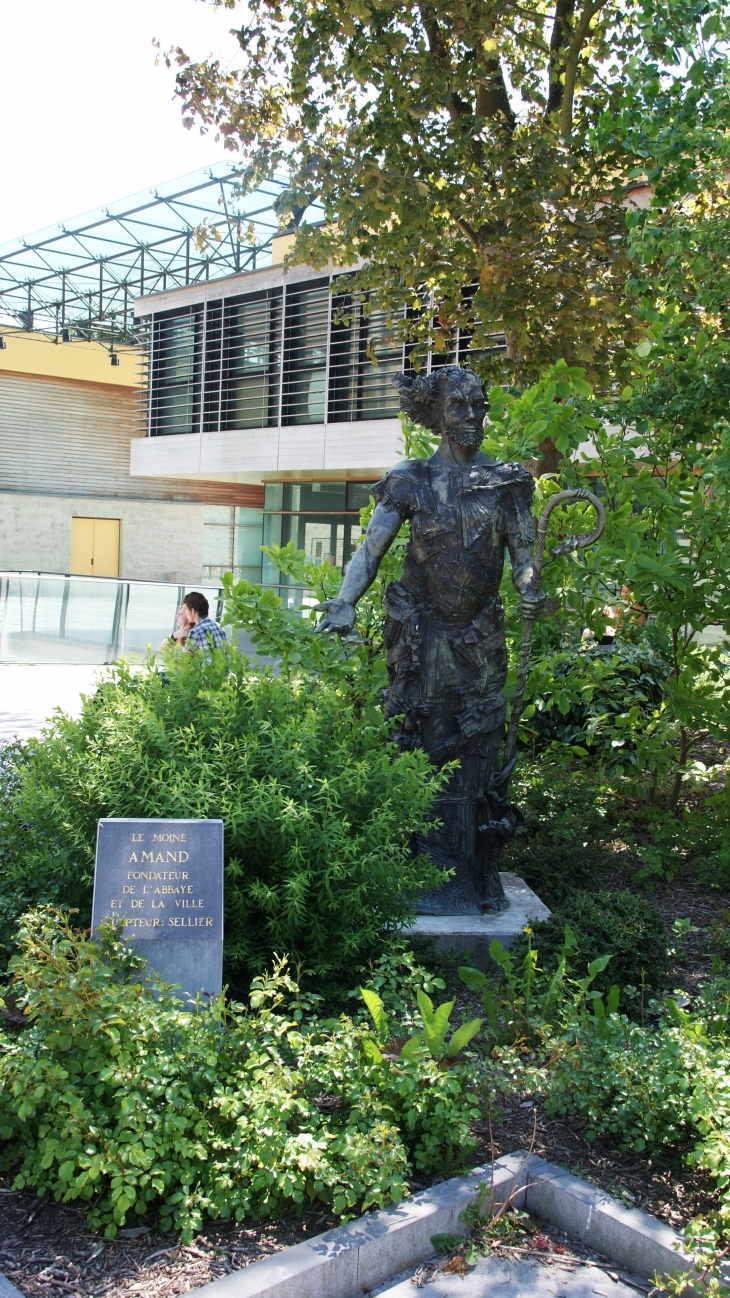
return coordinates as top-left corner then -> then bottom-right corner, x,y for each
0,0 -> 243,246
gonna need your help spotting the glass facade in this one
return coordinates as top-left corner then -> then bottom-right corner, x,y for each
144,272 -> 498,436
197,484 -> 376,598
261,481 -> 373,610
203,506 -> 265,583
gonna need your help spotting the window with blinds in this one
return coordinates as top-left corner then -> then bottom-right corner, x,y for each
144,275 -> 505,436
281,281 -> 329,425
222,290 -> 282,429
329,290 -> 403,422
150,307 -> 202,435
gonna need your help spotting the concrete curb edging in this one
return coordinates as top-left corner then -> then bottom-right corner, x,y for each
180,1151 -> 692,1298
0,1274 -> 25,1298
190,1158 -> 522,1298
501,1151 -> 694,1283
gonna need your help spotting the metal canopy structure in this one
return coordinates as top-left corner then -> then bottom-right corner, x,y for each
0,164 -> 299,343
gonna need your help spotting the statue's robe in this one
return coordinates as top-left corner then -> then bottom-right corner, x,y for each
372,452 -> 536,913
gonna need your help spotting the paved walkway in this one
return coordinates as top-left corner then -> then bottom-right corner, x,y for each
373,1254 -> 646,1297
0,664 -> 106,743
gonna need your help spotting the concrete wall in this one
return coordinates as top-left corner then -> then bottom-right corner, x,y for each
0,492 -> 205,583
130,417 -> 403,486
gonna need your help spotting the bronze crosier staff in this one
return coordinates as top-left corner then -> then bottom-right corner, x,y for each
491,487 -> 607,802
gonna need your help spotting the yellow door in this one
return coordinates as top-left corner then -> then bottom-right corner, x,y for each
92,518 -> 120,577
71,517 -> 120,578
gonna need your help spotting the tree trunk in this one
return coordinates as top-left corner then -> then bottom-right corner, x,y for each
525,436 -> 561,478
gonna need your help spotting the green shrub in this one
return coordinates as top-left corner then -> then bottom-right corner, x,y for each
0,909 -> 481,1241
501,755 -> 616,906
0,651 -> 445,986
542,1012 -> 699,1152
525,634 -> 669,758
511,889 -> 669,1001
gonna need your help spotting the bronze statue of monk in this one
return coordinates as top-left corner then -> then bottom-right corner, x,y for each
318,365 -> 545,913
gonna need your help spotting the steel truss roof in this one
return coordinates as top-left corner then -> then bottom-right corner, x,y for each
0,164 -> 297,343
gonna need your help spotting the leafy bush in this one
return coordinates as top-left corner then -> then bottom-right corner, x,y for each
459,933 -> 619,1051
525,634 -> 669,757
512,889 -> 669,1001
542,1012 -> 699,1152
0,909 -> 481,1241
540,978 -> 730,1167
500,755 -> 616,906
0,650 -> 445,986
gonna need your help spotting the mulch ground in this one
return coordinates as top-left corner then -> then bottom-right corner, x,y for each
481,1094 -> 718,1231
0,1190 -> 339,1298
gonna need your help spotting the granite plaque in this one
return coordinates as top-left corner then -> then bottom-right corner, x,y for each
91,818 -> 224,1004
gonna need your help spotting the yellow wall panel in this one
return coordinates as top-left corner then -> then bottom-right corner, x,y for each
0,330 -> 139,388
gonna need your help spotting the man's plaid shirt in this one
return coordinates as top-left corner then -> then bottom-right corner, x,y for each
187,617 -> 226,654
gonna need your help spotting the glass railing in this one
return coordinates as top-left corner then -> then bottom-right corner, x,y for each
0,572 -> 226,665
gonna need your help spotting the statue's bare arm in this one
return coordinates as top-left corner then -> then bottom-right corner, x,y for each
317,501 -> 403,635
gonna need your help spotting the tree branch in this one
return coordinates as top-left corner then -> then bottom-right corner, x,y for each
456,217 -> 481,247
417,4 -> 465,125
475,58 -> 516,131
546,0 -> 576,118
559,0 -> 606,138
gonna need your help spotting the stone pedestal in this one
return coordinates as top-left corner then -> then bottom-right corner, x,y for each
406,872 -> 550,968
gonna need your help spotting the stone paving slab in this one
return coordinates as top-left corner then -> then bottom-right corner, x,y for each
0,664 -> 102,742
372,1254 -> 646,1298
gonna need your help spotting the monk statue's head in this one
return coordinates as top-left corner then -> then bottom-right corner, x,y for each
395,365 -> 486,451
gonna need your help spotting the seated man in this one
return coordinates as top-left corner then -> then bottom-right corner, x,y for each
181,592 -> 226,657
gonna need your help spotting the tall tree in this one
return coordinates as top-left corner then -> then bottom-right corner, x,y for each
170,0 -> 729,404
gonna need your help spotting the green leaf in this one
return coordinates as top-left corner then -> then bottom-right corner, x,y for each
431,1233 -> 465,1252
587,955 -> 611,978
416,988 -> 435,1027
422,998 -> 455,1058
636,339 -> 652,358
360,987 -> 389,1043
446,1018 -> 482,1057
480,986 -> 500,1035
458,966 -> 488,992
399,1032 -> 422,1058
606,984 -> 620,1014
361,1037 -> 384,1064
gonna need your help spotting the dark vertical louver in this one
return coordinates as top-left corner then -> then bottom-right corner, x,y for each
202,301 -> 222,432
328,287 -> 403,422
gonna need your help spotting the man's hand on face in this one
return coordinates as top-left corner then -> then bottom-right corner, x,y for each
519,587 -> 546,620
314,598 -> 357,636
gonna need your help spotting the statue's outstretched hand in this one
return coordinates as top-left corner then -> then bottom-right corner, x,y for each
519,587 -> 546,620
314,598 -> 356,636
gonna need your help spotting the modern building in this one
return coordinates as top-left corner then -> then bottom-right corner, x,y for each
0,164 -> 485,625
0,167 -> 287,590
